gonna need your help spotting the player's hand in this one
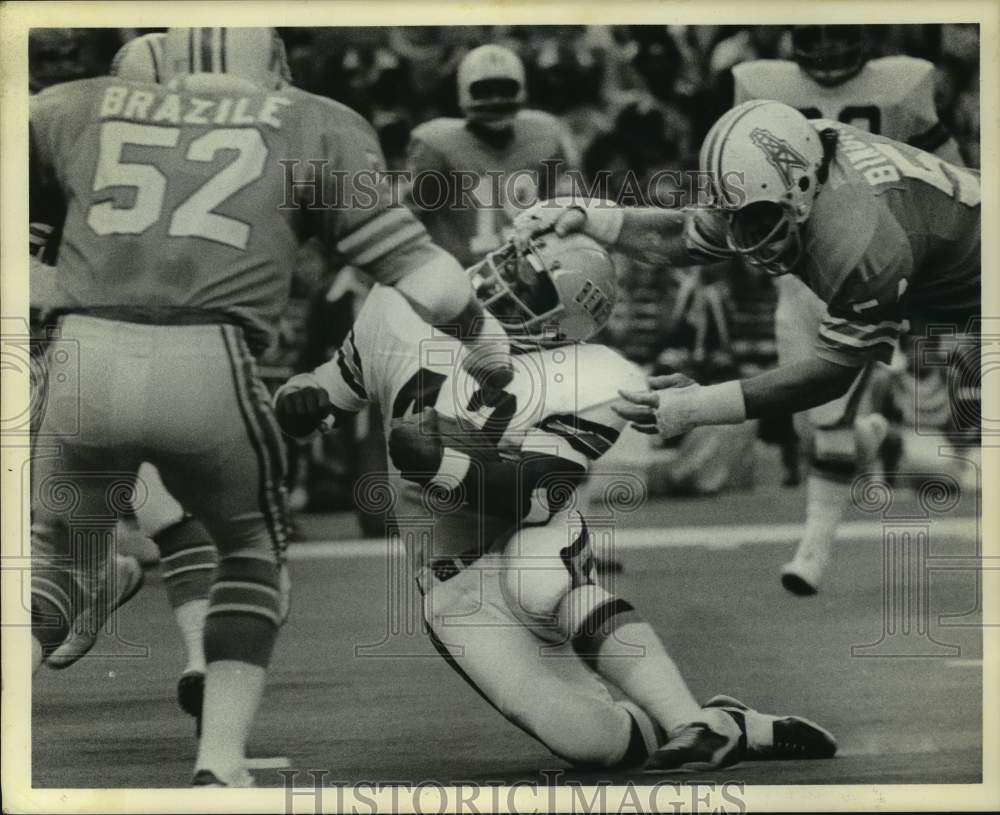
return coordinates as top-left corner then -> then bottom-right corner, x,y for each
388,407 -> 444,481
612,373 -> 698,436
275,385 -> 334,438
511,200 -> 586,251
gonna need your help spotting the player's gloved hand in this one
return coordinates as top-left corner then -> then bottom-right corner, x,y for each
275,384 -> 334,438
512,200 -> 586,251
388,407 -> 444,483
612,374 -> 747,439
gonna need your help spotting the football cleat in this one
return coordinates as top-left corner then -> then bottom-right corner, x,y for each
780,541 -> 829,596
703,694 -> 837,760
47,555 -> 145,669
177,670 -> 205,735
644,708 -> 742,771
191,768 -> 255,787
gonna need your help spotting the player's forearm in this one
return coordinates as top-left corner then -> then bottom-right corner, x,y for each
614,207 -> 701,267
571,199 -> 700,268
740,357 -> 859,419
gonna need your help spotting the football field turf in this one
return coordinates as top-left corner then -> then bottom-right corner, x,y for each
32,483 -> 983,787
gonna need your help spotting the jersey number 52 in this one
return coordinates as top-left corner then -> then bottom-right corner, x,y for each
86,121 -> 266,249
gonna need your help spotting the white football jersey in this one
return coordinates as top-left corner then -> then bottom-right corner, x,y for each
298,284 -> 645,568
733,56 -> 963,162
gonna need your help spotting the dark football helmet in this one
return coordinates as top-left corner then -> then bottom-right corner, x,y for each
791,25 -> 871,86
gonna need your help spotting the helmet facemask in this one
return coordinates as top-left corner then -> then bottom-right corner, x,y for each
465,77 -> 523,131
469,242 -> 565,342
792,25 -> 869,87
727,201 -> 804,276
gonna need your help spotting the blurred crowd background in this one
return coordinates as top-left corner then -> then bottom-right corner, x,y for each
29,24 -> 981,521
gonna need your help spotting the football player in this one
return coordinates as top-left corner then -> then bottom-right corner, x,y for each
274,234 -> 837,771
406,43 -> 579,268
731,24 -> 967,593
513,103 -> 979,514
29,26 -> 512,787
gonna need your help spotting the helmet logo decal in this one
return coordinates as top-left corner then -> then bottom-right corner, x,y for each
574,280 -> 612,324
749,127 -> 810,188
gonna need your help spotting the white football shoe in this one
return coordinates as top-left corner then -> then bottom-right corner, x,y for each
47,554 -> 145,669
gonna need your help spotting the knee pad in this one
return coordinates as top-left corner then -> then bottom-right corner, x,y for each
499,513 -> 591,642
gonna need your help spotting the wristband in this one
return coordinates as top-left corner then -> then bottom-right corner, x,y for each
655,380 -> 747,438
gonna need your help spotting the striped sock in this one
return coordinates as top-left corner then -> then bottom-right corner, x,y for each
156,517 -> 217,609
205,556 -> 280,667
156,518 -> 216,673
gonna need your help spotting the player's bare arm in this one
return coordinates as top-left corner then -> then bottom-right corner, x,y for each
512,199 -> 702,269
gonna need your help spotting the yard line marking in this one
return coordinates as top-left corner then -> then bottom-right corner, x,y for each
287,518 -> 979,561
944,658 -> 983,668
245,756 -> 291,770
838,735 -> 951,757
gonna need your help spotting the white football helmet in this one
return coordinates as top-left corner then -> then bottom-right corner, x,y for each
469,233 -> 616,344
457,44 -> 526,128
700,100 -> 826,275
162,27 -> 289,90
110,33 -> 167,83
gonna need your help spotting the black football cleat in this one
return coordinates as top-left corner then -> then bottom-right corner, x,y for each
177,670 -> 205,736
704,694 -> 837,760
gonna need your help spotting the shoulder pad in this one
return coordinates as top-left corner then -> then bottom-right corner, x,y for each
410,117 -> 466,147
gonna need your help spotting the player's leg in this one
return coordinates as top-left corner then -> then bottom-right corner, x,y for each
500,516 -> 742,768
774,277 -> 887,595
133,461 -> 217,719
31,317 -> 145,670
149,323 -> 289,787
423,561 -> 661,769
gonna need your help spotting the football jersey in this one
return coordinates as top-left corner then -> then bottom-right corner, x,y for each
733,56 -> 963,162
687,121 -> 980,367
407,110 -> 578,266
294,284 -> 643,570
30,75 -> 433,354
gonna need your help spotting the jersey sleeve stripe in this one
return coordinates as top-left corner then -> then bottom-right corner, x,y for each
336,211 -> 426,266
347,329 -> 364,381
823,315 -> 906,332
336,348 -> 368,400
818,324 -> 898,349
535,414 -> 619,460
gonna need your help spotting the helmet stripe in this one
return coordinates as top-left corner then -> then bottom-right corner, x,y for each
145,36 -> 161,83
713,100 -> 771,206
187,28 -> 196,73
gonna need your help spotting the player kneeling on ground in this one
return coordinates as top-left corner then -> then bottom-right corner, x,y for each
275,234 -> 837,771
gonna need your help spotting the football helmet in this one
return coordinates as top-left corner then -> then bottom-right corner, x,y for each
469,233 -> 616,343
792,25 -> 871,87
162,27 -> 290,89
699,100 -> 826,275
110,32 -> 167,83
457,44 -> 527,129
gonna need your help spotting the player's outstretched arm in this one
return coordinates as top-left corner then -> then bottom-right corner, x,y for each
512,199 -> 705,268
612,357 -> 858,439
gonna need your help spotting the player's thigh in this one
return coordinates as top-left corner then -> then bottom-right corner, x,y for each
425,564 -> 613,721
150,326 -> 287,559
